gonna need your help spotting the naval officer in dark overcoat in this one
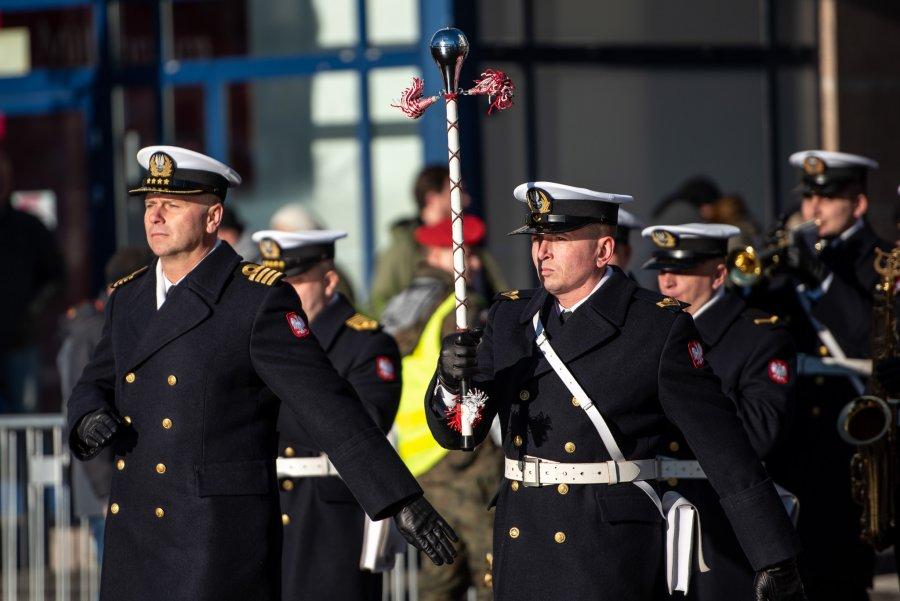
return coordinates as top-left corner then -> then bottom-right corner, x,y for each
642,222 -> 797,601
425,182 -> 806,601
67,145 -> 457,601
251,228 -> 402,600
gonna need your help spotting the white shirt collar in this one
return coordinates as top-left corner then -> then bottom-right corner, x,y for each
690,287 -> 726,320
556,267 -> 611,314
155,240 -> 222,310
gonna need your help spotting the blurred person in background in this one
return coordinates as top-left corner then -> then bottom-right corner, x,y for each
251,229 -> 401,601
269,202 -> 357,303
651,175 -> 722,225
217,206 -> 256,259
369,165 -> 508,317
706,193 -> 760,252
747,150 -> 892,600
642,223 -> 796,601
58,246 -> 151,561
0,148 -> 65,413
382,215 -> 503,601
609,207 -> 644,276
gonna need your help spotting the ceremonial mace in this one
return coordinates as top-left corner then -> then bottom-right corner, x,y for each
393,28 -> 514,450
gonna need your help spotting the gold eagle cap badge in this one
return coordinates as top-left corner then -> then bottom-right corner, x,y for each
526,188 -> 553,216
651,230 -> 678,249
803,156 -> 826,176
148,152 -> 175,178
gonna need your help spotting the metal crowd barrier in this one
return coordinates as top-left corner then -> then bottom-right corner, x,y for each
0,414 -> 100,601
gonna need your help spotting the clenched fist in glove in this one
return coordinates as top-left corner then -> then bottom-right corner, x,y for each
76,408 -> 123,451
754,558 -> 807,601
394,496 -> 459,566
438,330 -> 482,394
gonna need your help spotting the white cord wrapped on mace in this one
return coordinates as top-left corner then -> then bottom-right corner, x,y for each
393,27 -> 514,450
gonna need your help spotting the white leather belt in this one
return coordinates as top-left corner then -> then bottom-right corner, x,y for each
276,455 -> 339,479
504,456 -> 706,487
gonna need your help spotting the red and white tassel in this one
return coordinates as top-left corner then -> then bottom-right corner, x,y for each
446,389 -> 487,433
391,77 -> 440,120
465,69 -> 515,114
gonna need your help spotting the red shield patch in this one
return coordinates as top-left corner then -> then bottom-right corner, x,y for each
376,356 -> 396,382
285,312 -> 310,338
687,340 -> 705,369
768,359 -> 790,385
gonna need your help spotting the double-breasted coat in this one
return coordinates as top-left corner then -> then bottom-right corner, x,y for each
670,291 -> 797,601
747,221 -> 892,599
67,243 -> 421,601
425,267 -> 800,601
278,293 -> 401,600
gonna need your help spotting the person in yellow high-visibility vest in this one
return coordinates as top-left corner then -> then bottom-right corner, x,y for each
382,214 -> 504,601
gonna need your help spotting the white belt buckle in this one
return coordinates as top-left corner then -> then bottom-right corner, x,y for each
521,456 -> 541,487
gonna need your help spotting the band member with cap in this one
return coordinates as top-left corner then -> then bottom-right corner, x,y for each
426,181 -> 806,601
251,229 -> 402,600
642,222 -> 797,601
609,208 -> 644,272
66,145 -> 458,601
745,150 -> 892,600
382,214 -> 502,601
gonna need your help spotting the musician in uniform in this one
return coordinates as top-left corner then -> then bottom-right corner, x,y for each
641,222 -> 797,600
66,145 -> 457,601
425,181 -> 806,601
250,229 -> 402,600
746,150 -> 893,600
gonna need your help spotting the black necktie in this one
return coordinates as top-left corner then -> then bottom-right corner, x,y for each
559,310 -> 572,324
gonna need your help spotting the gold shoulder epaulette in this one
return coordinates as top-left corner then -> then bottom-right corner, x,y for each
111,265 -> 149,290
656,296 -> 681,309
753,315 -> 780,325
499,290 -> 520,301
345,313 -> 379,331
240,263 -> 284,286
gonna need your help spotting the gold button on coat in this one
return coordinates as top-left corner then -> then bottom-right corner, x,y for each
161,418 -> 173,429
167,375 -> 177,386
513,436 -> 523,448
518,390 -> 530,401
123,415 -> 132,425
155,463 -> 166,474
282,514 -> 291,526
282,480 -> 294,491
125,373 -> 135,384
510,481 -> 519,492
667,478 -> 679,487
668,441 -> 680,452
557,483 -> 569,495
564,442 -> 576,454
110,503 -> 120,515
116,459 -> 125,471
811,406 -> 821,417
819,345 -> 829,357
284,447 -> 296,457
571,397 -> 580,407
554,531 -> 567,544
508,527 -> 520,539
155,507 -> 165,519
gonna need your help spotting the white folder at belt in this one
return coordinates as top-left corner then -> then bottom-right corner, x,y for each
531,311 -> 709,594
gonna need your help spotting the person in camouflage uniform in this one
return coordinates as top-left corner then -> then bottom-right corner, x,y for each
382,214 -> 504,601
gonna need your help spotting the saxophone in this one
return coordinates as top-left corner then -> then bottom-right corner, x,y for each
837,247 -> 900,550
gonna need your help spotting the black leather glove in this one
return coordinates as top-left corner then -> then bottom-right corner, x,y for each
783,232 -> 830,289
438,329 -> 482,394
875,356 -> 900,396
393,496 -> 459,566
754,558 -> 807,601
76,408 -> 122,450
